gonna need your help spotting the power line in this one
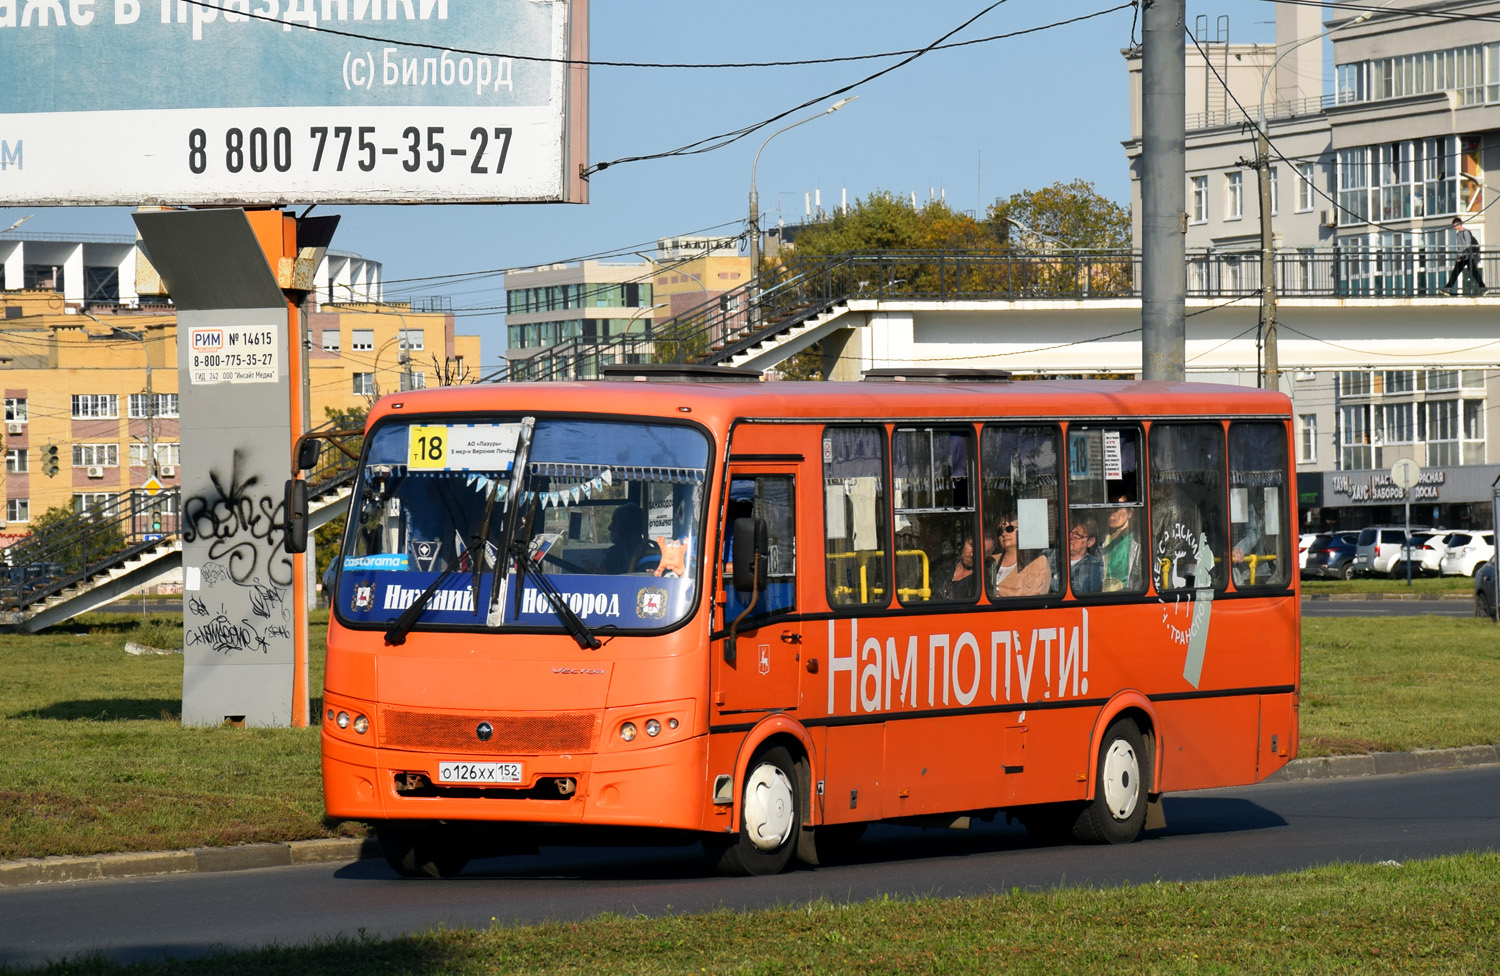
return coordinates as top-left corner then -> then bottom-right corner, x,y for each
584,3 -> 1134,177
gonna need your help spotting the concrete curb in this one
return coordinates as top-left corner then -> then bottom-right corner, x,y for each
3,744 -> 1497,888
0,837 -> 379,889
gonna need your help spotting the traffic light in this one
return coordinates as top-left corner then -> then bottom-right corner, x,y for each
42,444 -> 59,478
152,514 -> 162,532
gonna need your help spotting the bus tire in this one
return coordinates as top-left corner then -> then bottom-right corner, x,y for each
1071,717 -> 1148,845
708,745 -> 800,876
376,823 -> 469,879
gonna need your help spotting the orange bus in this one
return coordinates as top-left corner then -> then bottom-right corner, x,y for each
300,368 -> 1300,877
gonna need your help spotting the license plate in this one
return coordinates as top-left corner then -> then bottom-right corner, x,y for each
437,761 -> 523,784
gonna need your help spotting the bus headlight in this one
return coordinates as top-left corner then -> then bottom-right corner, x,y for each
645,719 -> 661,737
336,711 -> 350,729
620,722 -> 637,742
352,714 -> 369,735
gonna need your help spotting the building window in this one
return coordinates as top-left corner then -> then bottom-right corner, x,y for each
4,397 -> 26,423
1340,404 -> 1372,470
73,492 -> 114,514
72,444 -> 120,467
5,449 -> 26,473
1225,172 -> 1243,220
1296,163 -> 1315,212
1463,399 -> 1486,464
129,443 -> 180,467
71,394 -> 118,419
350,329 -> 374,352
1337,148 -> 1369,225
1425,399 -> 1460,465
399,371 -> 426,392
1339,370 -> 1373,398
322,329 -> 340,352
128,393 -> 178,418
1336,62 -> 1365,104
6,498 -> 29,522
1298,414 -> 1317,463
398,329 -> 424,351
1190,176 -> 1208,224
353,373 -> 375,395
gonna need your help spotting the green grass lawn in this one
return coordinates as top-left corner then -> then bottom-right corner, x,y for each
0,608 -> 1495,861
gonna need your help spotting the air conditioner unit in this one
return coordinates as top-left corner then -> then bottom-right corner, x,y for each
1319,209 -> 1337,227
86,465 -> 104,479
160,465 -> 176,477
5,423 -> 22,436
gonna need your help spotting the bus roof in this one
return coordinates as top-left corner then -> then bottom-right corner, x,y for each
368,379 -> 1292,430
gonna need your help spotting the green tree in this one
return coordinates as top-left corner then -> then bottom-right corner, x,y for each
986,179 -> 1131,250
313,405 -> 368,599
787,192 -> 990,258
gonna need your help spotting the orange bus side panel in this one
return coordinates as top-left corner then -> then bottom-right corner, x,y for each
819,724 -> 886,823
1153,696 -> 1261,793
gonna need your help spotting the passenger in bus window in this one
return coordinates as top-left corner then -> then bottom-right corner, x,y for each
1100,496 -> 1144,591
991,516 -> 1050,597
933,533 -> 992,602
1065,516 -> 1105,595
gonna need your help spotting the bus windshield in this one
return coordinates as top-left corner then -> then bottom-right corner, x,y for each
335,416 -> 711,634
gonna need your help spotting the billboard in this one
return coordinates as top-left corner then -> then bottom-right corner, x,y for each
0,0 -> 588,205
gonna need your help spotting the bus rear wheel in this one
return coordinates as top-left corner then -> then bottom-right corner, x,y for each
1071,717 -> 1148,845
707,745 -> 801,876
376,823 -> 470,878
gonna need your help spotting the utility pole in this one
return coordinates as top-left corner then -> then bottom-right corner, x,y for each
1248,131 -> 1278,391
1141,0 -> 1187,382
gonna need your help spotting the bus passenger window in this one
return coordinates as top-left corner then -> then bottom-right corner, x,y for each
1149,423 -> 1227,592
1067,427 -> 1146,595
980,425 -> 1062,600
823,426 -> 888,607
893,426 -> 977,604
1229,422 -> 1290,588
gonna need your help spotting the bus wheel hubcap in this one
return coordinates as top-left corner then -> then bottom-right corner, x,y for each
1101,739 -> 1140,821
743,763 -> 795,852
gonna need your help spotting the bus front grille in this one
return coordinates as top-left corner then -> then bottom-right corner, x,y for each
379,710 -> 599,755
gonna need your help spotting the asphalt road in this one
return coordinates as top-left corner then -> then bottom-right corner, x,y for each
1302,598 -> 1479,617
2,765 -> 1497,969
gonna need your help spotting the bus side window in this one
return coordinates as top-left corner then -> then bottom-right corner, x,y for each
1229,422 -> 1290,588
980,424 -> 1063,600
1067,427 -> 1146,595
823,426 -> 889,607
1149,423 -> 1227,592
893,426 -> 977,605
723,475 -> 795,620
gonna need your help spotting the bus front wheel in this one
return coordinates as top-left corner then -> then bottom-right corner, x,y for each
1071,717 -> 1149,845
376,823 -> 470,879
707,745 -> 801,876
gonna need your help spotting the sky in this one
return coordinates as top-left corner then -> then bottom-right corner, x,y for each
1,0 -> 1289,370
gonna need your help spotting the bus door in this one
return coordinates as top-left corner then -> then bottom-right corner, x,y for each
715,462 -> 803,715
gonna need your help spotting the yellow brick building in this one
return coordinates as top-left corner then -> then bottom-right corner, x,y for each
0,289 -> 478,539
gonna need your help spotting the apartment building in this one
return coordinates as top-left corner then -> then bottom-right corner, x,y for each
0,238 -> 477,534
1124,0 -> 1500,529
502,260 -> 657,379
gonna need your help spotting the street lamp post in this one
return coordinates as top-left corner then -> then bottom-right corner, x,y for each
748,97 -> 858,299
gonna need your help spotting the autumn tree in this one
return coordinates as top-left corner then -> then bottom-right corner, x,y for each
986,179 -> 1131,250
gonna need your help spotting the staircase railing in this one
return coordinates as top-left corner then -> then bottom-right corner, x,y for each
0,488 -> 181,611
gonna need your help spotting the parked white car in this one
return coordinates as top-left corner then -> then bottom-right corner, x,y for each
1417,533 -> 1458,576
1439,530 -> 1496,577
1353,526 -> 1439,578
1298,533 -> 1319,570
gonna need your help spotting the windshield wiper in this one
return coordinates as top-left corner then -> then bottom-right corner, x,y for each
384,567 -> 457,646
508,508 -> 601,650
471,477 -> 501,613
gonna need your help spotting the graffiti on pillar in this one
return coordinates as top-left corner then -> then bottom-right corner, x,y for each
185,560 -> 292,655
182,448 -> 291,587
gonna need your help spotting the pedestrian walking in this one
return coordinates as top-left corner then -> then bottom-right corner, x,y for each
1444,216 -> 1486,294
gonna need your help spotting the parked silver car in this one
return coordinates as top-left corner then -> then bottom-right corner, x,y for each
1351,526 -> 1438,578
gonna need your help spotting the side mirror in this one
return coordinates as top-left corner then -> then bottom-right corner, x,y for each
284,479 -> 308,553
295,436 -> 322,472
732,517 -> 768,592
